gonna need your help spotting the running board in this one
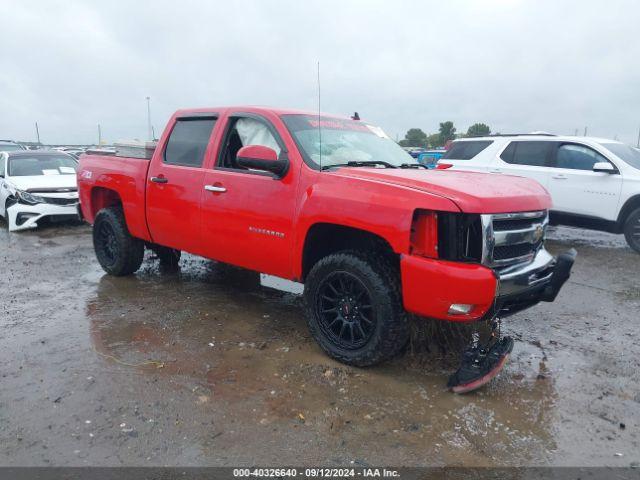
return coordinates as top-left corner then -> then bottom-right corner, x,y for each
260,274 -> 304,295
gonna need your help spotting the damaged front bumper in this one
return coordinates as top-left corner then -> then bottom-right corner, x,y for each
400,246 -> 576,322
492,247 -> 577,317
6,202 -> 81,232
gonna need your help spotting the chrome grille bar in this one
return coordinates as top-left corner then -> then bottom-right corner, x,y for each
481,211 -> 548,269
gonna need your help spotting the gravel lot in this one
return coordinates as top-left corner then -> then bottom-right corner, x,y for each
0,222 -> 638,467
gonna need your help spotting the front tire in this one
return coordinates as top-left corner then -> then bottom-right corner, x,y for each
3,199 -> 14,230
624,207 -> 640,254
304,251 -> 409,367
93,206 -> 144,276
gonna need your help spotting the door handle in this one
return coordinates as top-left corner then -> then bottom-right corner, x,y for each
489,168 -> 502,173
551,174 -> 567,180
150,176 -> 168,184
204,184 -> 227,193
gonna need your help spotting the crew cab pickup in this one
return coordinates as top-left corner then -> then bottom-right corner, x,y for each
78,106 -> 575,369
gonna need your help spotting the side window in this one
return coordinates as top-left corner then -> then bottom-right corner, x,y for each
554,144 -> 609,171
442,140 -> 493,160
499,142 -> 516,163
501,141 -> 551,167
219,117 -> 281,170
164,117 -> 216,167
0,156 -> 5,177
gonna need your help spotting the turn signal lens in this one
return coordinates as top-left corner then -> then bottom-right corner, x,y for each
410,211 -> 438,258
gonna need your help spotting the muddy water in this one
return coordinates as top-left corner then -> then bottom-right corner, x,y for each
0,223 -> 638,466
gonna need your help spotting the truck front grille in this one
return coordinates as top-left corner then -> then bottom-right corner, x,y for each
42,196 -> 78,206
481,211 -> 548,270
493,243 -> 535,261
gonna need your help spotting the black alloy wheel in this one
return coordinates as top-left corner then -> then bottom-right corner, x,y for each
304,251 -> 409,367
96,220 -> 118,265
316,271 -> 375,350
92,206 -> 144,276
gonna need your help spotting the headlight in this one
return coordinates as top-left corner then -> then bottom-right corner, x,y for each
16,190 -> 45,205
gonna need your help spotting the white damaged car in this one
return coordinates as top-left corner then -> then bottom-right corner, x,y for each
0,151 -> 80,231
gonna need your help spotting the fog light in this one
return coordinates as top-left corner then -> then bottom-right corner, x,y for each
448,303 -> 474,315
16,212 -> 39,226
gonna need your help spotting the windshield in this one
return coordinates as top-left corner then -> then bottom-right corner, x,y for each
8,155 -> 78,177
0,144 -> 24,153
600,143 -> 640,170
281,114 -> 416,169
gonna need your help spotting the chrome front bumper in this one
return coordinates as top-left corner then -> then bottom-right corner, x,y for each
492,247 -> 577,317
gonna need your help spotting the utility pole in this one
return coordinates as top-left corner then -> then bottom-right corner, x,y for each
35,122 -> 41,144
98,124 -> 102,145
574,128 -> 578,136
583,126 -> 588,137
637,126 -> 640,148
146,96 -> 152,141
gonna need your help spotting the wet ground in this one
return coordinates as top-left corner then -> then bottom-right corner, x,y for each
0,222 -> 638,467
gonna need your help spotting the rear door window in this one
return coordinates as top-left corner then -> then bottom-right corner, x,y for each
553,143 -> 609,171
500,141 -> 552,167
164,117 -> 217,167
442,141 -> 493,160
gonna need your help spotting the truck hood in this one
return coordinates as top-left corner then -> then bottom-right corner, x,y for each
8,175 -> 78,192
329,168 -> 551,213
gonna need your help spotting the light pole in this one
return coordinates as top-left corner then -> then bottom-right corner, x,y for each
146,96 -> 152,141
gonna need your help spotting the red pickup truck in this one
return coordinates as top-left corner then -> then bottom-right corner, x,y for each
78,106 -> 575,392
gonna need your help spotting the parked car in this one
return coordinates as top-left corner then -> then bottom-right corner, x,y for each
52,147 -> 86,159
403,147 -> 426,159
437,135 -> 640,252
78,106 -> 575,392
417,149 -> 447,167
0,140 -> 26,153
0,151 -> 80,231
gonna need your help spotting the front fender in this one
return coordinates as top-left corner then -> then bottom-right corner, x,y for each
292,170 -> 460,278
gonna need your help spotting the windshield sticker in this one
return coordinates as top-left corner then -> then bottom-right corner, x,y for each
42,169 -> 60,175
59,166 -> 76,174
366,124 -> 390,139
307,119 -> 371,133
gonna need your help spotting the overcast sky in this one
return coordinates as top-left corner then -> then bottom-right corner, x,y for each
1,0 -> 639,145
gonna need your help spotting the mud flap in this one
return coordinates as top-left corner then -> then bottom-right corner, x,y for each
447,336 -> 514,394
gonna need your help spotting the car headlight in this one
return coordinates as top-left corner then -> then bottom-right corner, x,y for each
16,190 -> 45,205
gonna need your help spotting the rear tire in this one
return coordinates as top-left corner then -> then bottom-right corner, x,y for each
148,244 -> 182,268
93,206 -> 144,276
304,251 -> 409,367
624,207 -> 640,254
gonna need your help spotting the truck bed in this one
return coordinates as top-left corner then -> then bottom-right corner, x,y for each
77,154 -> 152,242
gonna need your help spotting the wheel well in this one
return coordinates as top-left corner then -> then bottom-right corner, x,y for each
301,223 -> 398,281
618,195 -> 640,231
90,187 -> 122,219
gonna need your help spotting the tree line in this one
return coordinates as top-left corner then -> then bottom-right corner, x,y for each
398,122 -> 491,148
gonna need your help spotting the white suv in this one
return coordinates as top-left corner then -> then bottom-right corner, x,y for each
437,135 -> 640,252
